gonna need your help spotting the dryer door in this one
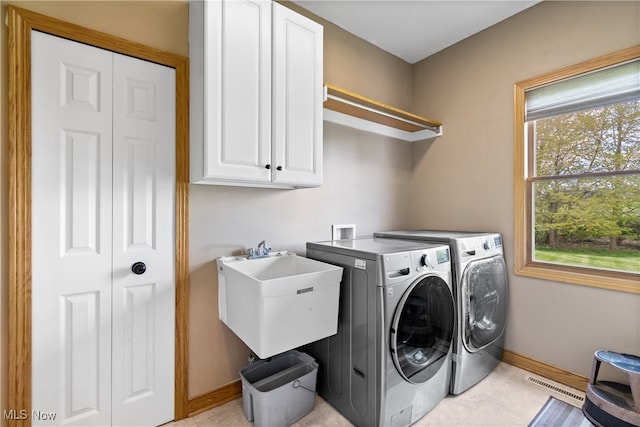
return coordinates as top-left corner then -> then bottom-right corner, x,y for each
461,255 -> 508,353
391,275 -> 454,383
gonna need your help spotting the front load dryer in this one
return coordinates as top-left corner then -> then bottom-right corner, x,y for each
305,238 -> 455,426
374,230 -> 508,395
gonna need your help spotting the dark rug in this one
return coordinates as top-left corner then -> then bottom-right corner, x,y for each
528,396 -> 594,427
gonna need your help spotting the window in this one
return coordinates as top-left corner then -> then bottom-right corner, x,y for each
514,46 -> 640,293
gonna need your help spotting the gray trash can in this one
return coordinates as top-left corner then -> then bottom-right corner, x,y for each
240,350 -> 318,427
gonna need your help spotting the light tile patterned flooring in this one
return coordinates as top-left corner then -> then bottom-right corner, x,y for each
168,363 -> 586,426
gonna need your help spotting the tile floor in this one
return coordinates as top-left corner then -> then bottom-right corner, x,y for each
169,363 -> 586,427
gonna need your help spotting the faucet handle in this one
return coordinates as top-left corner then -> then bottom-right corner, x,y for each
247,248 -> 255,257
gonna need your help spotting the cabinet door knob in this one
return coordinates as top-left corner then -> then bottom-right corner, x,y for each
265,164 -> 271,170
131,262 -> 147,275
276,166 -> 282,171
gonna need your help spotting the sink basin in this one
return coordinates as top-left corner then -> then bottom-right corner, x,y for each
217,251 -> 343,359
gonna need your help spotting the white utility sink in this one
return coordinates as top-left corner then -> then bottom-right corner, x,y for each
217,251 -> 343,359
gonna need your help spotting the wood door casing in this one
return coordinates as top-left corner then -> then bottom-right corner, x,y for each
7,5 -> 190,425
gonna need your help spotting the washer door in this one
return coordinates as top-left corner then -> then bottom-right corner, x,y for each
391,275 -> 454,383
461,255 -> 508,353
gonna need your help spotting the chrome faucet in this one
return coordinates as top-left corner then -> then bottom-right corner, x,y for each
257,240 -> 270,256
247,240 -> 272,259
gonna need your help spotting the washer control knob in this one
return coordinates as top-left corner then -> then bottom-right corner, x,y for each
483,240 -> 490,250
420,254 -> 429,267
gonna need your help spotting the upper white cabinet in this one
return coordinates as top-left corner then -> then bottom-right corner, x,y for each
272,3 -> 324,187
190,0 -> 324,188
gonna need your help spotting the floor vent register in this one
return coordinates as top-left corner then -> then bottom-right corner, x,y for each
526,375 -> 586,407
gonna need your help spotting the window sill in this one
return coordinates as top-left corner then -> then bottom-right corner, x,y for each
515,262 -> 639,294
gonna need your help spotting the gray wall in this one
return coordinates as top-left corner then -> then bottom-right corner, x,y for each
410,0 -> 640,377
188,123 -> 414,396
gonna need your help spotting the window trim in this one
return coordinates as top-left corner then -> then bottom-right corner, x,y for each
514,45 -> 640,294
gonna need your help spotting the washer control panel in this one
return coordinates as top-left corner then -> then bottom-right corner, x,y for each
382,245 -> 451,279
412,246 -> 451,272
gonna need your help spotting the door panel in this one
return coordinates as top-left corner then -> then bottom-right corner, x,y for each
61,292 -> 101,420
112,53 -> 175,426
61,130 -> 102,255
123,137 -> 156,249
122,283 -> 156,402
31,30 -> 113,427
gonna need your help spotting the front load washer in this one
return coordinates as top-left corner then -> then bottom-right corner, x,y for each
374,230 -> 508,395
305,238 -> 455,426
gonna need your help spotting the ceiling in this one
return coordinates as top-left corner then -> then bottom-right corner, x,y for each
292,0 -> 542,64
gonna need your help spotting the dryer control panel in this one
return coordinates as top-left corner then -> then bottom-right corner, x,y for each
455,234 -> 504,259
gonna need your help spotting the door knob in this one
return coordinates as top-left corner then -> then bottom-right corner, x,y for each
131,262 -> 147,275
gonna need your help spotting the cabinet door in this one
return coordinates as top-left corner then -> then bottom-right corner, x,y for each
190,0 -> 272,184
272,2 -> 324,187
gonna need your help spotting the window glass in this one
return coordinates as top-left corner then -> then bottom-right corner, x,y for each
527,101 -> 640,274
514,47 -> 640,291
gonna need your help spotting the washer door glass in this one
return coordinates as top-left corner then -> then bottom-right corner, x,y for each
461,255 -> 508,352
391,275 -> 454,383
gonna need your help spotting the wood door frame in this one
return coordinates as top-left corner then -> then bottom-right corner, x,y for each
7,6 -> 190,424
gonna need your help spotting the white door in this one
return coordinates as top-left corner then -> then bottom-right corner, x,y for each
31,30 -> 175,427
111,51 -> 175,427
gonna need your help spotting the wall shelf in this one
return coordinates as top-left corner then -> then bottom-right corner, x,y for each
323,84 -> 443,141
